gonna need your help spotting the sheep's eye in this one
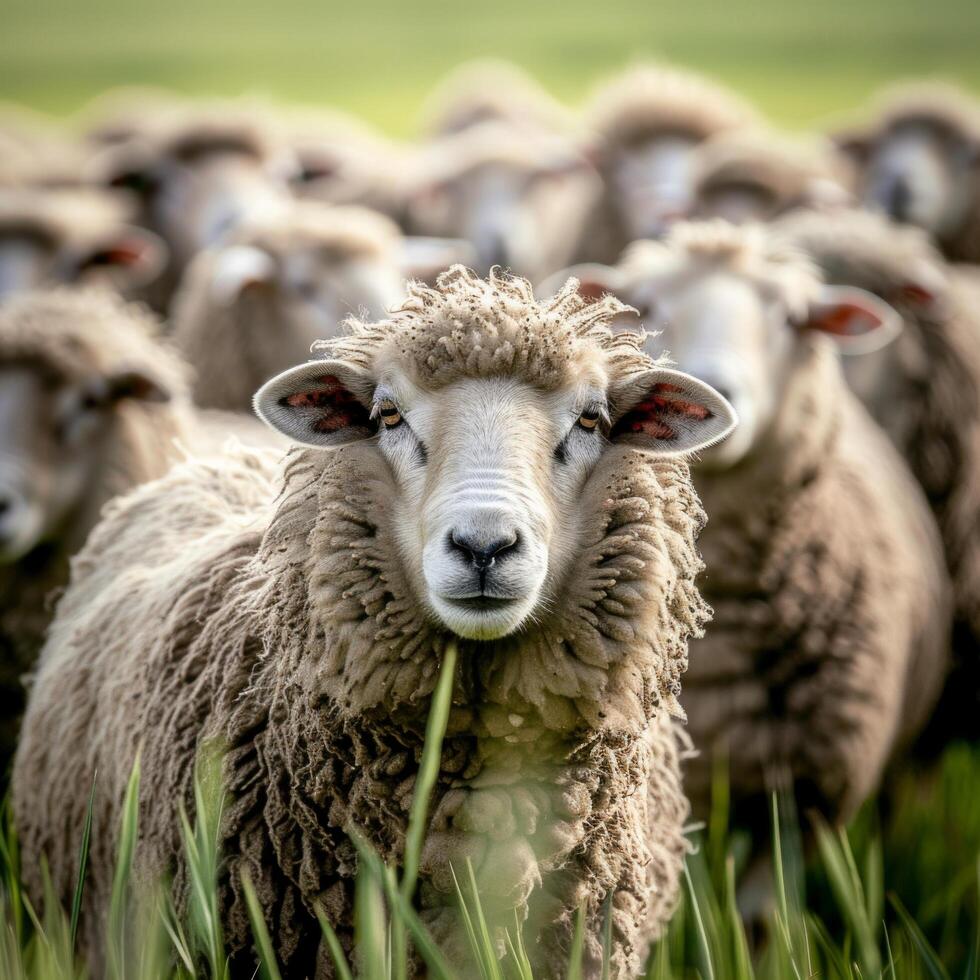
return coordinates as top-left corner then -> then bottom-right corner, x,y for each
577,407 -> 600,431
378,399 -> 402,428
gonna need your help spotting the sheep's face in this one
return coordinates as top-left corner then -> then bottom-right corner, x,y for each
693,178 -> 780,225
607,133 -> 700,240
101,142 -> 291,269
0,220 -> 166,303
207,242 -> 404,336
853,120 -> 979,237
255,351 -> 735,641
0,360 -> 169,563
631,267 -> 900,467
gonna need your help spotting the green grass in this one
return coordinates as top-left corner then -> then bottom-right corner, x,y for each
1,640 -> 979,978
2,0 -> 980,135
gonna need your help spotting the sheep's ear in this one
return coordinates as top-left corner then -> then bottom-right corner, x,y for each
83,369 -> 171,408
799,285 -> 902,355
832,129 -> 873,165
536,264 -> 623,302
209,245 -> 277,305
610,367 -> 737,457
253,360 -> 376,448
75,227 -> 168,290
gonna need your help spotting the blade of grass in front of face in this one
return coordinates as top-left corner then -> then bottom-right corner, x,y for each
0,800 -> 24,949
770,794 -> 804,980
69,773 -> 97,952
351,831 -> 454,980
566,902 -> 585,980
890,893 -> 951,980
724,855 -> 753,980
315,903 -> 355,980
708,751 -> 731,894
466,856 -> 505,980
241,868 -> 283,980
683,861 -> 715,980
600,892 -> 612,980
355,859 -> 387,980
509,907 -> 533,980
107,752 -> 141,980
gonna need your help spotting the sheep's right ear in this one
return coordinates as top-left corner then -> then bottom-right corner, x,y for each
610,368 -> 738,457
536,264 -> 624,302
253,360 -> 377,448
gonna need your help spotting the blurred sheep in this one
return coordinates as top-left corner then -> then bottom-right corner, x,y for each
691,129 -> 852,224
574,64 -> 759,263
88,103 -> 296,311
779,207 -> 980,742
0,187 -> 166,302
404,119 -> 600,282
835,83 -> 980,262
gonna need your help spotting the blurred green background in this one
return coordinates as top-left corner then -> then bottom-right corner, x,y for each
3,0 -> 980,135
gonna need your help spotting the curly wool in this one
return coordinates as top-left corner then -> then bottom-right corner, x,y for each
683,339 -> 951,828
15,270 -> 709,979
172,203 -> 402,411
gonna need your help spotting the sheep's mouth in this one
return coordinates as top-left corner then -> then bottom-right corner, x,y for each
444,596 -> 520,613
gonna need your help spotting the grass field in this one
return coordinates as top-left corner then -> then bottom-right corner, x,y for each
2,0 -> 980,134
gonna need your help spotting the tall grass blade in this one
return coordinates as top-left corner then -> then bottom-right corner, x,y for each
107,752 -> 141,980
567,902 -> 586,980
241,868 -> 283,980
315,903 -> 355,980
69,772 -> 97,951
891,893 -> 951,980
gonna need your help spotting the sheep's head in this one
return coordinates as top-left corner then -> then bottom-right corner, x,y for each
836,85 -> 980,238
546,223 -> 901,468
255,266 -> 735,641
0,291 -> 181,563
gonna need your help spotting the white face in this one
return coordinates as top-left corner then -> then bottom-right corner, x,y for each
611,135 -> 700,240
634,271 -> 791,468
862,122 -> 976,236
377,374 -> 605,640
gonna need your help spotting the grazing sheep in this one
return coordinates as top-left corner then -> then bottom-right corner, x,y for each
420,59 -> 577,137
404,121 -> 600,282
88,104 -> 295,311
171,202 -> 407,412
14,267 -> 736,978
73,86 -> 185,148
691,129 -> 851,224
778,207 -> 980,741
0,103 -> 89,190
574,65 -> 759,263
834,83 -> 980,262
547,223 -> 951,877
0,187 -> 166,302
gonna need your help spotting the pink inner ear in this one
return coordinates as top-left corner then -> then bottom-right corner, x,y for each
614,383 -> 711,441
283,375 -> 368,433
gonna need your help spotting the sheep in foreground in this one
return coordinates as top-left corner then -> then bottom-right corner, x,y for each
404,121 -> 600,282
778,207 -> 980,742
834,83 -> 980,263
690,129 -> 851,224
547,222 -> 951,889
172,202 -> 408,412
89,104 -> 295,310
0,187 -> 166,302
574,64 -> 759,263
14,267 -> 737,977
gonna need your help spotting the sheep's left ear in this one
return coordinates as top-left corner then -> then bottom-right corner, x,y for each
610,368 -> 737,457
253,359 -> 377,448
798,285 -> 902,355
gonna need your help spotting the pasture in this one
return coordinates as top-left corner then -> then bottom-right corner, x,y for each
2,0 -> 980,976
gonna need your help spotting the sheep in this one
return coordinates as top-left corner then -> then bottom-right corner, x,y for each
690,129 -> 852,225
777,207 -> 980,743
14,266 -> 737,978
419,59 -> 577,138
0,288 -> 284,767
0,103 -> 90,190
87,103 -> 296,311
404,120 -> 601,283
73,86 -> 186,148
573,65 -> 759,263
833,83 -> 980,263
0,187 -> 167,302
171,202 -> 408,412
543,222 -> 951,891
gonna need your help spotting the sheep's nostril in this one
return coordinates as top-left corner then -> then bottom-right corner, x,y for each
449,530 -> 520,571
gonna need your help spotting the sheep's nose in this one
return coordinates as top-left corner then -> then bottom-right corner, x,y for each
449,529 -> 519,570
884,176 -> 912,222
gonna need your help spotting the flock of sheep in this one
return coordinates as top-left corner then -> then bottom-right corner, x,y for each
2,59 -> 980,977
